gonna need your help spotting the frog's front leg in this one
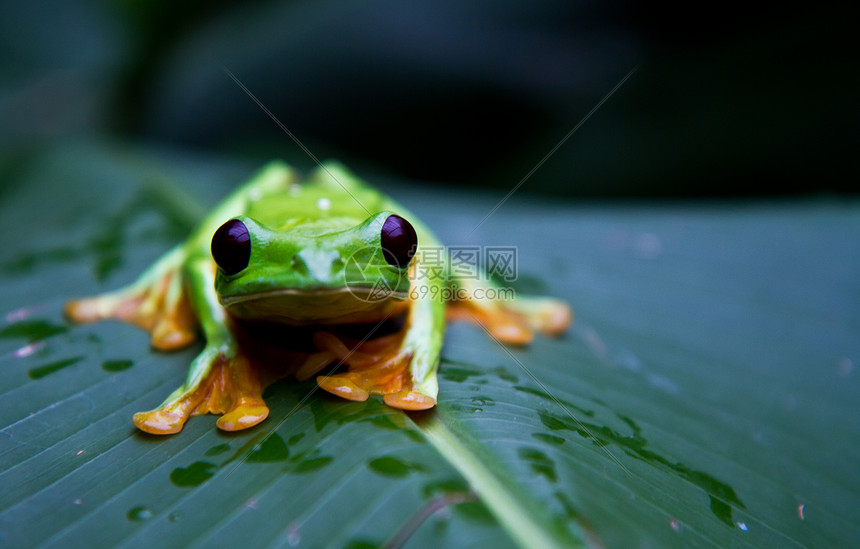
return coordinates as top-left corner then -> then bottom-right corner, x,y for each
315,279 -> 445,411
132,258 -> 268,434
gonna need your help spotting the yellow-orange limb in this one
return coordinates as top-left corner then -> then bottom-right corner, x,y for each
446,301 -> 534,345
313,329 -> 436,410
133,352 -> 270,435
65,268 -> 197,351
446,298 -> 572,345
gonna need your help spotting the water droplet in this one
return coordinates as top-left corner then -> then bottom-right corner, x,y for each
316,197 -> 331,211
244,498 -> 259,509
127,506 -> 153,521
246,434 -> 289,462
72,498 -> 83,505
28,356 -> 84,379
204,443 -> 230,457
669,519 -> 680,531
170,461 -> 216,487
168,511 -> 183,523
13,342 -> 42,358
440,366 -> 481,383
5,307 -> 32,323
102,359 -> 133,372
368,456 -> 423,478
737,522 -> 748,531
75,450 -> 84,456
518,448 -> 558,483
798,504 -> 805,520
290,456 -> 333,474
532,433 -> 565,445
490,366 -> 517,383
0,319 -> 66,342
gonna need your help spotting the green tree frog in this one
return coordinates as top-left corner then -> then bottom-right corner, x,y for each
66,161 -> 570,434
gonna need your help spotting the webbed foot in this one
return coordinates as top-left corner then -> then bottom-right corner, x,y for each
310,331 -> 436,411
133,349 -> 269,435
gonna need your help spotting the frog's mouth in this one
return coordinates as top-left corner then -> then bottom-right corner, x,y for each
220,286 -> 409,325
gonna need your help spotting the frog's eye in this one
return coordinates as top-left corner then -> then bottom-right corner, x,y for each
211,219 -> 251,275
380,215 -> 417,268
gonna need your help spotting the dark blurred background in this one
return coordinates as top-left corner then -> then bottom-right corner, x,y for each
1,0 -> 857,197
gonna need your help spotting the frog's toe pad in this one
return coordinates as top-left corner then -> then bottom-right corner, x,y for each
133,410 -> 187,435
316,375 -> 370,402
528,300 -> 573,336
64,296 -> 117,323
216,404 -> 270,431
491,323 -> 533,346
384,390 -> 436,411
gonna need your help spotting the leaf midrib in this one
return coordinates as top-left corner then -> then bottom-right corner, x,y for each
408,410 -> 585,549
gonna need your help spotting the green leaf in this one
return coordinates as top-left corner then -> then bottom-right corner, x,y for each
1,140 -> 858,548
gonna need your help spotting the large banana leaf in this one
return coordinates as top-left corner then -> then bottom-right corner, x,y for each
1,140 -> 858,548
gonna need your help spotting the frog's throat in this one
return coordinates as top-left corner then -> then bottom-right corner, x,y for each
219,287 -> 409,325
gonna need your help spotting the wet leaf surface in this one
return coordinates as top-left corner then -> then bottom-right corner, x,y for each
1,140 -> 858,548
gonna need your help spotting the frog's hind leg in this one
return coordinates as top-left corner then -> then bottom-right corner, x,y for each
132,259 -> 270,434
64,246 -> 197,350
447,279 -> 572,345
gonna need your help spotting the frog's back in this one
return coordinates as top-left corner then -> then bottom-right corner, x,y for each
246,179 -> 388,228
186,160 -> 437,259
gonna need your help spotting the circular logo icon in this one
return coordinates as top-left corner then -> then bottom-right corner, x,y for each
342,246 -> 409,303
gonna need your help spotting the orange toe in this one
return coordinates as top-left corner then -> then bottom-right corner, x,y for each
317,375 -> 370,402
528,301 -> 573,336
490,322 -> 533,345
216,404 -> 270,431
384,390 -> 437,411
133,410 -> 187,435
64,297 -> 109,323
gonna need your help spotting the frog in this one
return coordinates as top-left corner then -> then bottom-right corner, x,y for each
65,161 -> 571,434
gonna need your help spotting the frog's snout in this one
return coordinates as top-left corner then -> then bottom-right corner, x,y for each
290,249 -> 343,283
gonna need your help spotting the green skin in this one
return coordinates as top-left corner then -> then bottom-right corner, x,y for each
156,161 -> 445,409
68,160 -> 569,433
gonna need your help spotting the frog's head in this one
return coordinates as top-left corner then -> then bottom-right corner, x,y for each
211,212 -> 416,325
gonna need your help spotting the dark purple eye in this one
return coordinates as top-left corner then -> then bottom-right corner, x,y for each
381,215 -> 417,268
211,219 -> 251,275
